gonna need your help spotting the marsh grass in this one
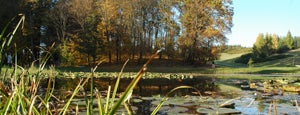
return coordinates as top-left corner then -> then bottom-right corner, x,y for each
0,14 -> 25,71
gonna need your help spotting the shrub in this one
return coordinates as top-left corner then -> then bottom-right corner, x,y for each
235,53 -> 252,64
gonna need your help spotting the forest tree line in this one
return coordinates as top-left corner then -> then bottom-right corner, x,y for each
0,0 -> 233,67
236,31 -> 300,64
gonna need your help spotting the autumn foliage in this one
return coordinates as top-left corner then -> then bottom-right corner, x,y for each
0,0 -> 233,66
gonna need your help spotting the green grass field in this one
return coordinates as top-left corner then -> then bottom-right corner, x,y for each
217,48 -> 300,67
2,48 -> 300,78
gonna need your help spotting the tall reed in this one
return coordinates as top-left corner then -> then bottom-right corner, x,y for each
0,14 -> 25,72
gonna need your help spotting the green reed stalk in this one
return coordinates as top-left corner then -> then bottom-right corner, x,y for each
123,102 -> 133,115
85,61 -> 102,115
3,90 -> 16,114
109,59 -> 129,109
105,86 -> 111,114
89,70 -> 94,115
151,86 -> 195,115
59,78 -> 90,115
95,89 -> 104,115
108,50 -> 161,114
0,14 -> 24,71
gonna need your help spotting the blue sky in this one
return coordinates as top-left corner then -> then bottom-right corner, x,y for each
227,0 -> 300,47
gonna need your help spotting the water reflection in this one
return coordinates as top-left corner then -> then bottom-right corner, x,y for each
40,76 -> 217,97
257,98 -> 265,114
38,77 -> 300,114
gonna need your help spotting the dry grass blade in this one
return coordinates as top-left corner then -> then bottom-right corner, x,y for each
4,90 -> 16,114
219,97 -> 241,107
0,81 -> 9,97
37,43 -> 55,71
28,95 -> 40,115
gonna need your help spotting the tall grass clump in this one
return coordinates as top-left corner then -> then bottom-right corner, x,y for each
0,14 -> 25,71
0,14 -> 60,115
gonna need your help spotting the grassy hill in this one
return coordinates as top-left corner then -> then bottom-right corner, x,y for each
215,53 -> 248,68
216,48 -> 300,68
254,49 -> 300,67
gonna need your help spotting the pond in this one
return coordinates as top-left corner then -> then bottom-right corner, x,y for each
39,76 -> 300,114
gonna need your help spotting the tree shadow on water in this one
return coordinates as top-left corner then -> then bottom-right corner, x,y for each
253,68 -> 300,74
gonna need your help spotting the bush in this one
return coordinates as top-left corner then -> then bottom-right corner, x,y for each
267,54 -> 292,60
235,53 -> 252,64
235,52 -> 291,64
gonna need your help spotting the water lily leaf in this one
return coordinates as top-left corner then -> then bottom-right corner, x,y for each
197,108 -> 241,114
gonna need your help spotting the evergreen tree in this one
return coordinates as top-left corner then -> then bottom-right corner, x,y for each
285,31 -> 294,50
264,33 -> 273,56
271,34 -> 279,53
294,36 -> 300,48
253,33 -> 265,59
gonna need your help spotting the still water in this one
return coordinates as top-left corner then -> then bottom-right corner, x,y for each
40,76 -> 300,114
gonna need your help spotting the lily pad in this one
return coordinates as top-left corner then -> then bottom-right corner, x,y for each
197,108 -> 241,114
141,97 -> 155,101
282,85 -> 300,92
132,98 -> 143,103
196,108 -> 215,114
167,106 -> 189,114
151,97 -> 191,106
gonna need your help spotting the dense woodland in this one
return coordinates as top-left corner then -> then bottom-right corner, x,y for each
0,0 -> 233,67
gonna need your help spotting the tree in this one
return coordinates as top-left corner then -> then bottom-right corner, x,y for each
48,0 -> 71,66
67,0 -> 99,65
294,36 -> 300,48
248,58 -> 254,67
1,0 -> 234,66
264,33 -> 273,56
254,33 -> 265,51
48,0 -> 70,45
10,0 -> 54,66
176,0 -> 233,64
271,33 -> 279,53
97,0 -> 119,64
252,33 -> 266,60
285,30 -> 294,50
